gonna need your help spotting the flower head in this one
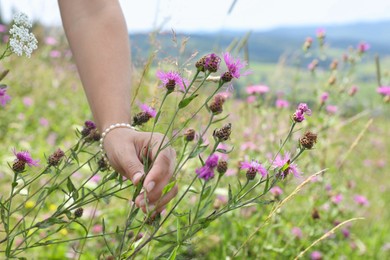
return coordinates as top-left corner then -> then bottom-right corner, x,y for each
246,85 -> 269,95
310,250 -> 323,260
331,194 -> 343,204
276,99 -> 289,108
348,86 -> 358,96
293,103 -> 311,123
195,154 -> 219,181
354,195 -> 369,206
140,103 -> 157,118
13,149 -> 39,170
357,42 -> 370,54
222,52 -> 249,81
316,28 -> 326,39
9,12 -> 38,58
320,92 -> 329,104
0,87 -> 11,107
272,152 -> 301,178
196,53 -> 221,73
377,86 -> 390,97
292,227 -> 303,239
240,160 -> 268,178
326,105 -> 338,114
156,71 -> 186,92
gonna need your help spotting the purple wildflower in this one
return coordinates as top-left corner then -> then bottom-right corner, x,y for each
357,42 -> 370,54
13,149 -> 39,167
320,92 -> 329,104
195,154 -> 219,181
316,28 -> 326,39
310,251 -> 323,260
156,71 -> 186,92
84,120 -> 96,130
140,103 -> 157,118
354,195 -> 369,206
326,105 -> 338,114
270,186 -> 283,197
331,194 -> 343,204
272,152 -> 301,178
222,52 -> 249,80
377,86 -> 390,97
0,87 -> 11,107
204,53 -> 221,72
240,160 -> 268,178
276,99 -> 289,108
246,85 -> 269,95
292,227 -> 303,239
293,103 -> 312,123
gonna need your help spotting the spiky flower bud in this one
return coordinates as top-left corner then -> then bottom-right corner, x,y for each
85,129 -> 101,143
196,53 -> 221,73
312,208 -> 320,220
12,160 -> 26,173
98,157 -> 109,172
132,112 -> 152,126
246,168 -> 257,180
328,75 -> 336,85
209,94 -> 226,115
81,120 -> 96,137
213,123 -> 232,142
195,56 -> 207,72
329,59 -> 338,70
74,207 -> 84,218
300,131 -> 317,149
184,128 -> 196,142
48,148 -> 65,166
217,160 -> 228,175
221,71 -> 233,83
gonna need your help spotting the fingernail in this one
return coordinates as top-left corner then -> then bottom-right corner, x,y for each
145,181 -> 155,193
133,172 -> 143,184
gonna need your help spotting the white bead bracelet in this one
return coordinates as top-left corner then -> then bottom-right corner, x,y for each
99,123 -> 137,166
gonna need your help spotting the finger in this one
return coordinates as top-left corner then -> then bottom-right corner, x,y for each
143,147 -> 176,202
110,145 -> 145,185
137,184 -> 178,214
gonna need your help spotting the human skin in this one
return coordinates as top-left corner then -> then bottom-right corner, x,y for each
58,0 -> 177,213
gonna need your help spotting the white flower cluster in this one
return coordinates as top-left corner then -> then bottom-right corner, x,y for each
8,12 -> 38,58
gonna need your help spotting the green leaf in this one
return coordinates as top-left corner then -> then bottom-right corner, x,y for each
162,181 -> 176,196
74,220 -> 88,234
228,184 -> 233,203
167,245 -> 179,260
155,110 -> 161,122
66,177 -> 78,201
0,69 -> 10,81
263,176 -> 270,194
35,217 -> 68,229
178,94 -> 198,109
70,149 -> 79,164
211,114 -> 230,124
176,218 -> 181,243
216,146 -> 234,154
189,145 -> 208,159
200,186 -> 212,201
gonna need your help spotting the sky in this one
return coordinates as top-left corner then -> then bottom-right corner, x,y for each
1,0 -> 390,32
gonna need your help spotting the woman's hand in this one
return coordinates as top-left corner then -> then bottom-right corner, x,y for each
103,128 -> 178,214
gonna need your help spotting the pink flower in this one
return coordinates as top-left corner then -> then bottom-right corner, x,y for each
272,152 -> 301,178
240,160 -> 268,178
39,117 -> 49,127
246,85 -> 269,95
246,95 -> 256,103
195,154 -> 219,181
357,42 -> 370,53
326,105 -> 338,114
348,86 -> 358,96
354,195 -> 369,206
223,52 -> 249,79
316,28 -> 326,39
293,103 -> 311,122
13,149 -> 39,167
50,50 -> 61,58
23,97 -> 34,107
377,86 -> 390,97
291,227 -> 303,239
0,24 -> 6,33
310,251 -> 323,260
92,224 -> 103,234
320,92 -> 329,103
276,99 -> 289,108
240,141 -> 257,151
331,194 -> 343,204
44,36 -> 57,46
140,104 -> 157,118
270,186 -> 283,197
156,71 -> 187,92
0,88 -> 11,107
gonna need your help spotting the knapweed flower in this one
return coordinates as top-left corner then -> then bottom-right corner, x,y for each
195,154 -> 219,181
221,52 -> 249,83
270,186 -> 283,197
12,149 -> 39,172
354,195 -> 369,206
272,152 -> 301,178
293,103 -> 312,123
291,227 -> 303,239
132,104 -> 157,126
9,12 -> 38,58
81,120 -> 97,137
276,99 -> 289,108
0,24 -> 6,33
331,194 -> 343,204
302,36 -> 313,51
156,71 -> 186,92
184,128 -> 196,142
316,28 -> 326,39
326,105 -> 338,114
310,250 -> 323,260
307,59 -> 318,72
196,53 -> 221,73
48,148 -> 65,167
246,85 -> 269,95
357,42 -> 370,54
44,36 -> 57,46
0,87 -> 11,107
240,160 -> 268,180
320,92 -> 329,104
217,160 -> 228,175
377,86 -> 390,97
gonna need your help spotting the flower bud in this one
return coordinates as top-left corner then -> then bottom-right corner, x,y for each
74,207 -> 84,218
132,112 -> 152,126
246,168 -> 257,180
217,160 -> 228,175
213,123 -> 232,142
221,71 -> 233,83
299,131 -> 317,149
184,128 -> 196,142
12,160 -> 26,173
48,148 -> 65,166
209,94 -> 226,115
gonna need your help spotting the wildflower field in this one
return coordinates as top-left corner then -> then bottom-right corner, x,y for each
1,14 -> 390,260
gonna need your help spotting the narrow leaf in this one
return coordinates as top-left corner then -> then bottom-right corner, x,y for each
162,181 -> 176,196
178,94 -> 198,109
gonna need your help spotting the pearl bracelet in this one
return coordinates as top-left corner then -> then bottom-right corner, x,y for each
99,123 -> 137,166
